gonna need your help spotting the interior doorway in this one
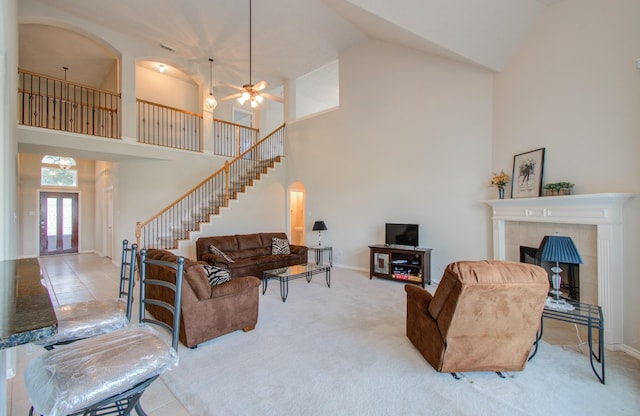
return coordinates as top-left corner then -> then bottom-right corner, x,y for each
104,187 -> 113,259
39,192 -> 79,256
289,187 -> 305,246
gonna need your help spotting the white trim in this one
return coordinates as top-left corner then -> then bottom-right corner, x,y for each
619,344 -> 640,361
485,193 -> 637,350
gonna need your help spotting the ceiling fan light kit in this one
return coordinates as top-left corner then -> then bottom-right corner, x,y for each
218,0 -> 283,107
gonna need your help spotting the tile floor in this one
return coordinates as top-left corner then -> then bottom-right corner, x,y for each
7,253 -> 189,416
8,252 -> 638,415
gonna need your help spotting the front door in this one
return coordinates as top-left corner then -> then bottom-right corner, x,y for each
40,192 -> 79,256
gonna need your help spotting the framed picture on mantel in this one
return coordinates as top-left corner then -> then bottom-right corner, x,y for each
511,148 -> 545,198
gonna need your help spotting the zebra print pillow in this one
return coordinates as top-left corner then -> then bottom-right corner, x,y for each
271,237 -> 291,255
202,264 -> 231,286
209,245 -> 235,263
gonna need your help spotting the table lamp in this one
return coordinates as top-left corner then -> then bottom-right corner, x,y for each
312,221 -> 327,246
538,234 -> 583,311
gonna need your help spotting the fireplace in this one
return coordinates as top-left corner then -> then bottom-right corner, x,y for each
520,245 -> 580,301
485,193 -> 634,349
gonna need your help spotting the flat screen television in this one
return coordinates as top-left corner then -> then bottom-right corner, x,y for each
385,223 -> 419,247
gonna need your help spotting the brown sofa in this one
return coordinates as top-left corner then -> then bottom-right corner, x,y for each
405,260 -> 548,374
143,249 -> 260,348
196,232 -> 308,278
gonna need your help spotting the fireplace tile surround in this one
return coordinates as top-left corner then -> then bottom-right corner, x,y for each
485,193 -> 635,350
510,222 -> 596,305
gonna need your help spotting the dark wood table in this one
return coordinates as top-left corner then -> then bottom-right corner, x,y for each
1,258 -> 57,413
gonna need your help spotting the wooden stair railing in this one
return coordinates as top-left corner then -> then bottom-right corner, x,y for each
136,123 -> 286,250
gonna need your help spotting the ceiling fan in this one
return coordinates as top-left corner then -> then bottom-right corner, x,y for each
220,0 -> 283,107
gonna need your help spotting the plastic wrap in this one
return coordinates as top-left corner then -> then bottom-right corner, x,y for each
25,325 -> 178,416
35,299 -> 129,347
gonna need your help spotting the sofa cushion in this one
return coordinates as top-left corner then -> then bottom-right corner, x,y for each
236,233 -> 269,258
199,236 -> 240,260
271,237 -> 291,255
209,245 -> 235,263
202,264 -> 231,286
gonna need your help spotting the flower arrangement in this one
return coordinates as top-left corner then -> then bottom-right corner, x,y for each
491,170 -> 510,188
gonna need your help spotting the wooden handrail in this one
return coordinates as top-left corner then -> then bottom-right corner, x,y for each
137,98 -> 203,118
213,117 -> 259,132
135,123 -> 286,232
18,67 -> 121,97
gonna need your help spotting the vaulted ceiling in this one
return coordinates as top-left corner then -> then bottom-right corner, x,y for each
19,0 -> 565,92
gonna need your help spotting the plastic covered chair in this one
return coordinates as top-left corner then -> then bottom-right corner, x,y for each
25,249 -> 185,416
37,240 -> 138,349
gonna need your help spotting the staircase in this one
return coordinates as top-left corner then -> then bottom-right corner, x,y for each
136,124 -> 286,250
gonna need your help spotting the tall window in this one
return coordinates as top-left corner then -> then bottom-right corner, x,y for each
41,155 -> 78,187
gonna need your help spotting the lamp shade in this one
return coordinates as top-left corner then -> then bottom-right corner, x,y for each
312,221 -> 327,231
539,235 -> 583,265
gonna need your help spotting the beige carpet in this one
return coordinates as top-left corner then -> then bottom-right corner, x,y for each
161,267 -> 640,415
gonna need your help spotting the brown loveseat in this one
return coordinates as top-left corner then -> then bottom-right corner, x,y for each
196,232 -> 307,278
143,249 -> 260,348
405,260 -> 548,374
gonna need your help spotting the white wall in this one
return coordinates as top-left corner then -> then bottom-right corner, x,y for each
1,0 -> 18,261
287,40 -> 494,278
136,65 -> 199,113
493,0 -> 640,351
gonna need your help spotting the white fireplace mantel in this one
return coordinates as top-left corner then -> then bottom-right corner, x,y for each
485,193 -> 636,349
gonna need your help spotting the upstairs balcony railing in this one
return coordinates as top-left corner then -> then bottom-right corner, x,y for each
18,70 -> 265,159
18,68 -> 120,139
136,123 -> 286,250
137,99 -> 203,152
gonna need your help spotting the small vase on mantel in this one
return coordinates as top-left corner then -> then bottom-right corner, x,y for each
498,187 -> 505,199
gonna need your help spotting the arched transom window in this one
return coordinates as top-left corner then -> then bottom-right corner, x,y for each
41,155 -> 78,187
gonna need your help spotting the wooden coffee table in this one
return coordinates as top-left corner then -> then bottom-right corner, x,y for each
262,263 -> 330,302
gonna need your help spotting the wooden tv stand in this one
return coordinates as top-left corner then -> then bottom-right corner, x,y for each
369,245 -> 432,287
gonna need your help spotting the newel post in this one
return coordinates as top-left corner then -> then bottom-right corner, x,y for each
224,161 -> 230,207
135,221 -> 141,248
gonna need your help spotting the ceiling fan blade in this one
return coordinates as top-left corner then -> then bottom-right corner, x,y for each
253,80 -> 268,91
260,92 -> 284,103
220,93 -> 243,102
215,82 -> 245,92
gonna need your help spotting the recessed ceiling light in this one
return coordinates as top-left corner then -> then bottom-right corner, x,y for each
157,63 -> 166,73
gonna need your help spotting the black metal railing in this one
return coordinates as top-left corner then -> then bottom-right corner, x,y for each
18,68 -> 120,139
136,124 -> 286,250
212,118 -> 259,158
137,99 -> 203,152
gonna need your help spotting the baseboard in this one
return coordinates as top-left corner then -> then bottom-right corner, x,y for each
618,344 -> 640,360
333,264 -> 367,273
18,250 -> 97,259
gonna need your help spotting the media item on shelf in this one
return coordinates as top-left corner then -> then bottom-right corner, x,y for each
393,272 -> 410,280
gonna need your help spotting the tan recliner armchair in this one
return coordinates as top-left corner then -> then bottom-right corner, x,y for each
405,260 -> 549,375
